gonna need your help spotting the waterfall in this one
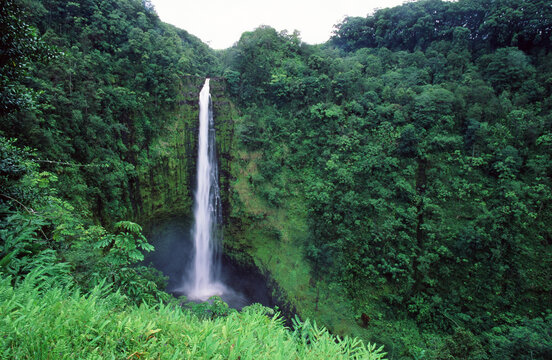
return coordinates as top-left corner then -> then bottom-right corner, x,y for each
187,78 -> 225,300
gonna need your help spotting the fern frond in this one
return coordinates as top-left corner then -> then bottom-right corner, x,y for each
114,221 -> 142,234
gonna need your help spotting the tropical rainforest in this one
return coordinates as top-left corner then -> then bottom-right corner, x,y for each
1,0 -> 551,358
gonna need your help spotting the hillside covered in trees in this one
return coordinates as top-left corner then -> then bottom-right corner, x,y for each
1,0 -> 551,359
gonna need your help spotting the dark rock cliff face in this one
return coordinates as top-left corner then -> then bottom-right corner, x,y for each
133,76 -> 236,223
210,77 -> 236,222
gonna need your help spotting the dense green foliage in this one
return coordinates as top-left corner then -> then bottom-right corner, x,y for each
1,0 -> 217,222
333,0 -> 552,53
0,0 -> 385,358
221,0 -> 552,358
0,0 -> 54,113
0,136 -> 169,303
3,0 -> 552,358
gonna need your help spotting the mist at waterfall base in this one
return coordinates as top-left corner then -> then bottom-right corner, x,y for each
143,80 -> 275,310
143,216 -> 276,309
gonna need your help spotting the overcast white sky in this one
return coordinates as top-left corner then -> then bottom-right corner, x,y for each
149,0 -> 407,49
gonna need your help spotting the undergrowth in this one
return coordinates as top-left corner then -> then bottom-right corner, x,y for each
0,267 -> 386,360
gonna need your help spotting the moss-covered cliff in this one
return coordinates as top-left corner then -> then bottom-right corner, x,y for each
133,76 -> 237,223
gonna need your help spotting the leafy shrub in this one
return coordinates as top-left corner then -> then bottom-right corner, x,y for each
487,316 -> 552,360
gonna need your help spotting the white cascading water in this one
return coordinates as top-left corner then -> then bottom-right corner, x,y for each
187,78 -> 225,300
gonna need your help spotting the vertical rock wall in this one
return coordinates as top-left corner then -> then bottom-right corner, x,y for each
133,76 -> 236,223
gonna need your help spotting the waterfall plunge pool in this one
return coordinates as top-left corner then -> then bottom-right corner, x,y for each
143,216 -> 277,310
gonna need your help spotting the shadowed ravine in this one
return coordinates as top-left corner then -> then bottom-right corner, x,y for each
142,79 -> 276,309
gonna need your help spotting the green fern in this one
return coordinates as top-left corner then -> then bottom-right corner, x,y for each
114,221 -> 142,234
